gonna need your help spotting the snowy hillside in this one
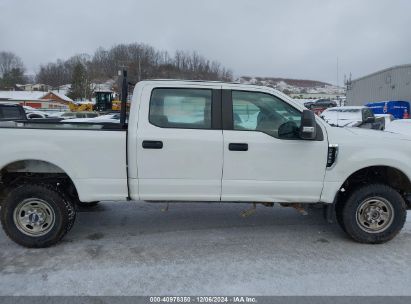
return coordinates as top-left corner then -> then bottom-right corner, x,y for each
238,76 -> 345,95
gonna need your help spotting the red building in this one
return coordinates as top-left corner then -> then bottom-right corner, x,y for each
0,91 -> 72,110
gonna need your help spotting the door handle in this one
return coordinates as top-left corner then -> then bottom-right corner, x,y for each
142,140 -> 163,149
229,143 -> 248,151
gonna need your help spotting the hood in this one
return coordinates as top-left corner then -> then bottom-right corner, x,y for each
326,125 -> 411,143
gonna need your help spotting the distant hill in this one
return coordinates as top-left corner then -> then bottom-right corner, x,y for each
238,76 -> 345,96
240,76 -> 330,88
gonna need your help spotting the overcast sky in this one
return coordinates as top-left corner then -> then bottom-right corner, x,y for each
1,0 -> 410,84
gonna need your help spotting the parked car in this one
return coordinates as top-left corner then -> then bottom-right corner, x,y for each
385,119 -> 411,136
61,113 -> 120,123
0,103 -> 27,121
375,114 -> 395,129
1,80 -> 411,248
59,112 -> 99,119
303,100 -> 316,108
306,99 -> 337,109
23,106 -> 50,119
47,111 -> 70,118
320,106 -> 383,129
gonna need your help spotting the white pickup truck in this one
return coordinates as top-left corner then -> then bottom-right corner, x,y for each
0,80 -> 410,248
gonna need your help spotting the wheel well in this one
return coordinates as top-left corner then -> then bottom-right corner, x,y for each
336,166 -> 411,206
0,160 -> 79,202
342,166 -> 411,193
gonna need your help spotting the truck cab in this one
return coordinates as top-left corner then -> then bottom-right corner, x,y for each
128,81 -> 327,203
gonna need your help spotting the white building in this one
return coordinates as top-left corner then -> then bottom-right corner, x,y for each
346,64 -> 411,106
15,83 -> 53,92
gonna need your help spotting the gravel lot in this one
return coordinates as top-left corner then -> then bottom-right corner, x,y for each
0,201 -> 410,296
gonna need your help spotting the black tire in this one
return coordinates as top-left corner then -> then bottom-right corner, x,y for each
340,184 -> 407,244
60,190 -> 76,231
0,183 -> 76,248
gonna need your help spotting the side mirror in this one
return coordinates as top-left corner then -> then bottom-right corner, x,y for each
299,110 -> 317,140
278,121 -> 299,139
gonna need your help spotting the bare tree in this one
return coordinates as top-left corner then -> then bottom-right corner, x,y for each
36,60 -> 70,87
0,51 -> 24,77
0,51 -> 27,88
35,43 -> 234,89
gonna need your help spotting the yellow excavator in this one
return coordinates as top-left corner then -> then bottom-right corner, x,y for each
68,90 -> 127,112
68,102 -> 94,112
111,100 -> 122,111
68,90 -> 113,112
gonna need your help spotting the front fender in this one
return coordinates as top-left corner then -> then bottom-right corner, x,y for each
320,145 -> 411,204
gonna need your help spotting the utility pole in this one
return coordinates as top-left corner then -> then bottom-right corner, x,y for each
138,55 -> 141,82
337,56 -> 339,88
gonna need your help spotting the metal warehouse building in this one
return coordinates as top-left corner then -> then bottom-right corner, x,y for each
346,64 -> 411,106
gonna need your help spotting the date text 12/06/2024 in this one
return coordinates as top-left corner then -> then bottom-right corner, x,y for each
149,296 -> 257,303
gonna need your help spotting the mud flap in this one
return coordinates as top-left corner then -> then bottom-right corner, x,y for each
323,203 -> 336,223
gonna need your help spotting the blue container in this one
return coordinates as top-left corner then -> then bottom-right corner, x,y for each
366,101 -> 410,119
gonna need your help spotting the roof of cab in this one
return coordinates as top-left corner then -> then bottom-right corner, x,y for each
143,79 -> 242,84
137,79 -> 274,91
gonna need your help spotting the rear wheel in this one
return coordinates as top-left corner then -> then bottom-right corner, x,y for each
0,184 -> 76,248
339,184 -> 407,244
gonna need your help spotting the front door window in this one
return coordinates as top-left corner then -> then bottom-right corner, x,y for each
232,91 -> 302,139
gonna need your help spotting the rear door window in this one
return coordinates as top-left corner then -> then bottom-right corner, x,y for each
149,88 -> 212,129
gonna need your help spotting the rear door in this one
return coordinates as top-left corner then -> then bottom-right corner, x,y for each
221,86 -> 328,203
136,84 -> 224,201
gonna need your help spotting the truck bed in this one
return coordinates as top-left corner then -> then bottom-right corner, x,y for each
0,121 -> 128,202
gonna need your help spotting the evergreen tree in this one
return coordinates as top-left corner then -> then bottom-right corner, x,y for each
68,62 -> 92,100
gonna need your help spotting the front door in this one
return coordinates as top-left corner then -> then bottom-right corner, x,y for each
137,86 -> 223,201
221,89 -> 328,203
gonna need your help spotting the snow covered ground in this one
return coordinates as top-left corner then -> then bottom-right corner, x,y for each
0,201 -> 410,296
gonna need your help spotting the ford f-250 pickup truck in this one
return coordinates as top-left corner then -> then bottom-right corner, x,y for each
0,79 -> 410,248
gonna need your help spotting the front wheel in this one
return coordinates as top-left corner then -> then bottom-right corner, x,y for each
0,184 -> 76,248
340,184 -> 407,244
